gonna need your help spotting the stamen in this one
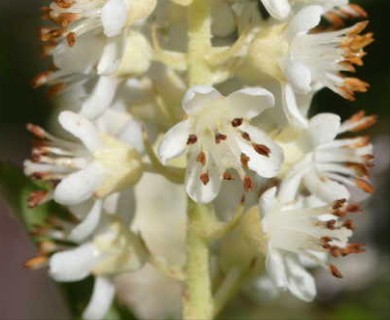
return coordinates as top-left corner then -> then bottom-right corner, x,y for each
240,153 -> 250,168
243,176 -> 254,192
329,264 -> 343,278
66,32 -> 76,47
242,132 -> 251,141
196,151 -> 206,166
24,256 -> 48,270
223,172 -> 234,180
253,144 -> 271,157
28,190 -> 49,208
215,133 -> 227,144
355,178 -> 375,193
231,118 -> 243,127
200,172 -> 210,185
187,134 -> 198,145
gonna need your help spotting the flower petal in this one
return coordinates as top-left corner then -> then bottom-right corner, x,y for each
101,0 -> 128,37
287,6 -> 324,38
182,85 -> 222,114
284,60 -> 312,94
49,243 -> 99,282
259,186 -> 278,216
81,76 -> 121,120
158,120 -> 191,164
303,168 -> 350,203
185,153 -> 222,203
83,277 -> 115,320
54,163 -> 106,205
226,87 -> 275,119
266,248 -> 288,289
304,113 -> 341,148
68,200 -> 103,243
235,125 -> 283,178
282,84 -> 309,128
261,0 -> 291,20
285,255 -> 317,302
59,111 -> 103,151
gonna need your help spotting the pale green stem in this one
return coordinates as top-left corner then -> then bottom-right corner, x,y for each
183,1 -> 215,319
183,199 -> 214,320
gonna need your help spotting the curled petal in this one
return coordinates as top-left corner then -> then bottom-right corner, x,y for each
287,6 -> 324,39
262,0 -> 291,20
226,87 -> 275,119
158,120 -> 191,164
49,244 -> 99,282
284,60 -> 312,94
54,163 -> 106,205
83,277 -> 115,320
182,85 -> 222,114
304,113 -> 341,148
102,0 -> 128,37
59,111 -> 103,151
266,248 -> 288,289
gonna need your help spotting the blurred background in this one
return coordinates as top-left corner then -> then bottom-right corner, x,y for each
0,0 -> 389,319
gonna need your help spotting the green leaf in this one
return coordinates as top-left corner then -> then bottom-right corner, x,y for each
0,161 -> 52,232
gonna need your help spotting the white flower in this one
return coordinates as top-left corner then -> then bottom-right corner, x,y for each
243,5 -> 373,126
43,0 -> 157,40
49,218 -> 146,320
259,0 -> 349,20
24,110 -> 144,206
158,86 -> 283,203
258,187 -> 363,301
278,112 -> 375,203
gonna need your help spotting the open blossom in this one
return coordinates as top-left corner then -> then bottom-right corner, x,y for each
243,5 -> 372,126
258,187 -> 363,301
158,86 -> 283,203
49,218 -> 147,320
24,110 -> 144,206
278,112 -> 375,203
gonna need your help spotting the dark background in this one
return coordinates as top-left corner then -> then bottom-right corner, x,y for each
1,0 -> 389,319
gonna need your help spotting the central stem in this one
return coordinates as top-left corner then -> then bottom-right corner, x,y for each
187,0 -> 212,86
183,1 -> 214,319
183,200 -> 214,320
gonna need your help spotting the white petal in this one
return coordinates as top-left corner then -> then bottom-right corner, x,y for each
305,113 -> 341,148
282,84 -> 309,128
158,120 -> 191,164
81,76 -> 121,120
54,164 -> 106,205
261,0 -> 291,20
287,6 -> 324,38
266,248 -> 288,289
259,186 -> 278,216
59,111 -> 103,151
285,256 -> 317,302
226,87 -> 275,119
97,36 -> 123,75
49,244 -> 99,282
182,85 -> 222,114
284,60 -> 312,93
303,169 -> 350,203
185,154 -> 222,203
68,200 -> 103,243
235,125 -> 284,178
101,0 -> 128,37
117,119 -> 144,153
83,277 -> 115,320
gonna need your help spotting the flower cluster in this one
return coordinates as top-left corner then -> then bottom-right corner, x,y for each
24,0 -> 375,319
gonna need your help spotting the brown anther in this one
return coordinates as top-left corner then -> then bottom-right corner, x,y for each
242,132 -> 251,141
329,264 -> 343,279
66,32 -> 76,47
215,133 -> 227,144
243,176 -> 254,192
31,71 -> 50,88
333,210 -> 347,218
333,199 -> 347,210
346,204 -> 361,213
196,151 -> 206,166
223,172 -> 234,180
27,191 -> 49,208
186,134 -> 198,145
54,0 -> 74,9
327,220 -> 337,230
330,247 -> 341,258
200,172 -> 210,185
47,83 -> 66,97
343,219 -> 355,230
253,144 -> 271,157
231,118 -> 243,127
322,236 -> 333,243
26,124 -> 46,139
240,153 -> 250,168
24,256 -> 48,270
355,179 -> 375,193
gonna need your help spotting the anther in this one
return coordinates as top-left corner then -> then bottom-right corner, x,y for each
200,172 -> 210,185
215,133 -> 227,144
240,153 -> 250,168
196,151 -> 206,166
253,144 -> 271,157
231,118 -> 243,127
187,134 -> 198,145
329,264 -> 343,279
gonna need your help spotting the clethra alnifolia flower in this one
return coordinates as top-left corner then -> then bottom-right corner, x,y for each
257,187 -> 364,301
278,111 -> 376,203
158,86 -> 284,203
24,110 -> 144,206
241,5 -> 373,125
